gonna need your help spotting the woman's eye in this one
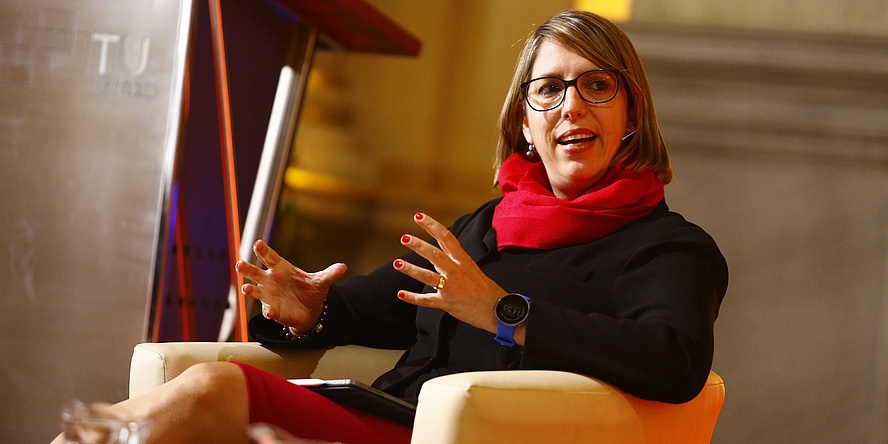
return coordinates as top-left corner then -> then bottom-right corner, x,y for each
583,79 -> 609,92
536,81 -> 563,97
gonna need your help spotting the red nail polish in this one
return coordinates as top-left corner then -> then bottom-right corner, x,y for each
393,259 -> 404,269
414,212 -> 424,221
401,235 -> 411,244
397,291 -> 406,299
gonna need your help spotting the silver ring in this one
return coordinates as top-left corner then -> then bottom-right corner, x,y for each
261,302 -> 270,319
435,275 -> 446,290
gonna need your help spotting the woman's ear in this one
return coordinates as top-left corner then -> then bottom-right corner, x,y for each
624,83 -> 639,132
521,115 -> 532,145
629,99 -> 641,132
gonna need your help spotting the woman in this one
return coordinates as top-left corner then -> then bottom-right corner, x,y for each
54,9 -> 727,444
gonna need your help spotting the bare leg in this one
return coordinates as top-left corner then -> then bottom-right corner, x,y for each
51,362 -> 250,444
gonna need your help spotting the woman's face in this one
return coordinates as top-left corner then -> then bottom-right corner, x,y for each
522,39 -> 631,200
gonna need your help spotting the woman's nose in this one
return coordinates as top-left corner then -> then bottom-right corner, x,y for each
560,85 -> 586,119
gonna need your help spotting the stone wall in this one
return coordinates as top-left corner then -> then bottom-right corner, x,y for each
625,22 -> 888,443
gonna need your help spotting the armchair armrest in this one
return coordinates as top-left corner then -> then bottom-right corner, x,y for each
411,370 -> 725,444
129,342 -> 403,398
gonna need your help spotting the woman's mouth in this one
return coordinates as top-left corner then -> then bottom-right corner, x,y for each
557,133 -> 597,145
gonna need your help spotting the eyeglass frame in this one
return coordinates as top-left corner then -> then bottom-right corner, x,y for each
520,69 -> 628,112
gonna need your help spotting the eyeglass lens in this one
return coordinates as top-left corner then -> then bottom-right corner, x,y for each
524,70 -> 619,111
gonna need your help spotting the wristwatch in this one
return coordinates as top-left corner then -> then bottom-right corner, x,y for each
494,293 -> 531,347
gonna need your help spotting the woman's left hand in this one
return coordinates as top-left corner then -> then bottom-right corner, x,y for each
393,212 -> 507,334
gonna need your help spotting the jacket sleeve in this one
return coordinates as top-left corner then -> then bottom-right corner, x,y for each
519,227 -> 728,403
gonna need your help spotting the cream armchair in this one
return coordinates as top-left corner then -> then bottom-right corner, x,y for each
130,342 -> 725,443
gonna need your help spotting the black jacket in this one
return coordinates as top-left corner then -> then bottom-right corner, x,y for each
250,198 -> 728,404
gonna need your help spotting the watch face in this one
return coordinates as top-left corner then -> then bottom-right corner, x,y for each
496,294 -> 530,325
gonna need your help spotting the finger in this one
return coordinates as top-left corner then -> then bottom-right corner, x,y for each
252,239 -> 285,269
393,258 -> 442,289
282,263 -> 348,296
260,301 -> 280,320
413,213 -> 472,263
235,260 -> 266,283
240,282 -> 266,304
400,234 -> 453,275
316,263 -> 349,287
397,289 -> 441,309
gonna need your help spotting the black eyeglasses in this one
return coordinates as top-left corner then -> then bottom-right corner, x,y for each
521,69 -> 623,112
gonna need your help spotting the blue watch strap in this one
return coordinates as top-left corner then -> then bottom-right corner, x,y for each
495,323 -> 519,347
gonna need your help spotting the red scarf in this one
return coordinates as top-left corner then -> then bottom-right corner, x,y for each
492,153 -> 664,251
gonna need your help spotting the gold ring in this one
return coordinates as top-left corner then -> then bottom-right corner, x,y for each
435,275 -> 446,290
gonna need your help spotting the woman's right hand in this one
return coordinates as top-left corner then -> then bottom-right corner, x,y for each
235,240 -> 348,332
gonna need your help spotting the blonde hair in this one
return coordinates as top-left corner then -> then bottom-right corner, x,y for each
495,10 -> 672,184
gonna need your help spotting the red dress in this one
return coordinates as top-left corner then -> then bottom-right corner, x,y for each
233,362 -> 412,444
